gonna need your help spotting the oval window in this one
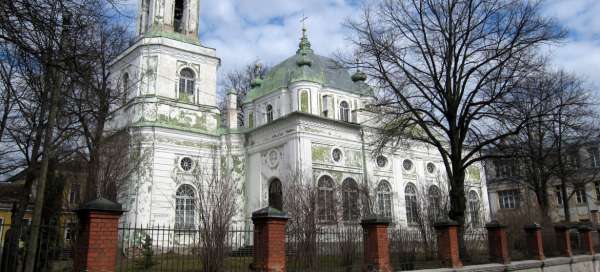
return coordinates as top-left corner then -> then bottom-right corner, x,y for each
403,159 -> 413,171
376,155 -> 388,168
180,157 -> 193,172
332,148 -> 343,162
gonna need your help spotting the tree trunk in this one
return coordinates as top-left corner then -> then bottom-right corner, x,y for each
23,58 -> 61,272
560,177 -> 570,222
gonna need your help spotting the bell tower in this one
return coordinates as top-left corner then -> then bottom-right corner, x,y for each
138,0 -> 200,39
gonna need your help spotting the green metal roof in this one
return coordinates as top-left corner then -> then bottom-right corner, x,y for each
244,30 -> 372,103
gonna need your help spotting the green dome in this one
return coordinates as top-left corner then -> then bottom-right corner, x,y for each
244,31 -> 372,103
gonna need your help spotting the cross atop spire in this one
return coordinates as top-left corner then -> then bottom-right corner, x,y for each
297,12 -> 313,55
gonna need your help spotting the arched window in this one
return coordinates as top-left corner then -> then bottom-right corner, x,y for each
268,179 -> 283,211
317,176 -> 335,222
299,90 -> 309,113
339,101 -> 350,122
377,181 -> 393,218
428,185 -> 441,209
405,184 -> 418,225
342,178 -> 360,221
179,68 -> 195,102
468,191 -> 480,227
248,112 -> 254,128
122,73 -> 129,103
266,105 -> 273,123
175,184 -> 196,229
174,0 -> 184,33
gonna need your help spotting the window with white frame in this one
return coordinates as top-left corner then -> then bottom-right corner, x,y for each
405,184 -> 418,225
179,68 -> 195,102
468,191 -> 480,227
317,176 -> 335,222
498,190 -> 520,209
266,104 -> 273,123
339,101 -> 350,122
341,178 -> 360,221
175,184 -> 196,229
596,182 -> 600,201
428,185 -> 441,210
575,187 -> 587,204
69,184 -> 80,205
556,186 -> 563,206
377,181 -> 393,218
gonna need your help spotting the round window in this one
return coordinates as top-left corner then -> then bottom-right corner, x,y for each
180,157 -> 193,172
376,155 -> 388,168
403,159 -> 413,171
332,148 -> 343,162
427,162 -> 436,174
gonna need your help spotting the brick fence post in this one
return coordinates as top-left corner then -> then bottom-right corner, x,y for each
434,221 -> 463,269
554,224 -> 573,257
577,225 -> 595,255
251,207 -> 288,272
74,198 -> 124,272
361,216 -> 392,272
524,223 -> 545,260
485,220 -> 510,264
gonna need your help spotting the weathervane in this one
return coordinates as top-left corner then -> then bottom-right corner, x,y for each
300,11 -> 309,32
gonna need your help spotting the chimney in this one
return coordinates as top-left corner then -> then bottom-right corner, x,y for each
226,89 -> 238,129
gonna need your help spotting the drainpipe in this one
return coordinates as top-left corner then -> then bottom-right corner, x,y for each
360,128 -> 370,214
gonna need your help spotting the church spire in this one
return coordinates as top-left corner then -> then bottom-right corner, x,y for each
296,14 -> 313,55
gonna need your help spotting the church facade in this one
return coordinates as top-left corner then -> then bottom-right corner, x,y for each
106,0 -> 490,229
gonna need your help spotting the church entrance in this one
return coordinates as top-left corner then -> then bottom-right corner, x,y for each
268,179 -> 283,210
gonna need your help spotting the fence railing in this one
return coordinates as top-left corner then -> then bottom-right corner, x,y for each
286,224 -> 364,272
116,224 -> 254,272
389,228 -> 440,271
0,221 -> 78,272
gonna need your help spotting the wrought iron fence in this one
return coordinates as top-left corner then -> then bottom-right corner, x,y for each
389,228 -> 441,271
0,221 -> 79,272
507,228 -> 529,261
461,228 -> 488,265
116,223 -> 254,272
286,224 -> 363,272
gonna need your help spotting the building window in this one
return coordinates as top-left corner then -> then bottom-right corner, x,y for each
498,190 -> 520,209
268,179 -> 283,211
318,176 -> 335,222
122,73 -> 129,103
342,178 -> 360,221
376,155 -> 388,168
377,181 -> 393,218
590,148 -> 600,168
494,160 -> 519,178
69,184 -> 80,205
575,188 -> 587,204
595,182 -> 600,201
405,184 -> 418,225
174,0 -> 184,33
175,184 -> 196,229
299,90 -> 309,113
339,101 -> 350,122
321,95 -> 331,117
468,191 -> 480,227
556,186 -> 563,206
403,159 -> 413,172
180,157 -> 193,172
179,68 -> 195,102
332,148 -> 343,162
266,105 -> 273,123
428,185 -> 441,210
426,162 -> 436,174
248,112 -> 254,128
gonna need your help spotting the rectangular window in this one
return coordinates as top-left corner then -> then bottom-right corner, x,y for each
556,186 -> 563,206
596,182 -> 600,201
576,188 -> 587,204
69,184 -> 80,205
498,190 -> 520,209
590,148 -> 600,168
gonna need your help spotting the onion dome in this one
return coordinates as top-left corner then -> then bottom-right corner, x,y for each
351,70 -> 367,82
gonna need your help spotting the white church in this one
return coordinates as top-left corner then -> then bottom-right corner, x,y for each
106,0 -> 489,229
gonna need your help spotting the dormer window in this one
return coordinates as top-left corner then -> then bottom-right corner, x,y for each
179,68 -> 195,103
339,101 -> 349,122
266,105 -> 273,123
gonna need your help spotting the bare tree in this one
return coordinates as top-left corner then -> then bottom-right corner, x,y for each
220,62 -> 269,126
494,68 -> 598,223
172,149 -> 239,272
346,0 -> 565,240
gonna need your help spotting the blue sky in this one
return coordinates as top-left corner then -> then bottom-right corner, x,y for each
117,0 -> 600,88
